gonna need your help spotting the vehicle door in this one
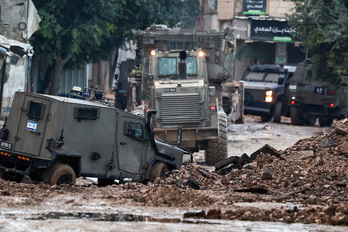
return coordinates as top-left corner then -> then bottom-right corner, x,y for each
13,95 -> 51,156
117,114 -> 147,175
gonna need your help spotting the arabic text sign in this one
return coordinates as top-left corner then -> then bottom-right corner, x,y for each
243,0 -> 267,15
250,20 -> 296,42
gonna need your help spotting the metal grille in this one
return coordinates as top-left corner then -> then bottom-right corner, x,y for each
161,93 -> 201,125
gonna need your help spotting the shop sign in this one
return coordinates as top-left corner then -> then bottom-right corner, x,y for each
243,0 -> 267,15
251,20 -> 296,42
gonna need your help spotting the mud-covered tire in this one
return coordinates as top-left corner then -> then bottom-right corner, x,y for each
260,114 -> 272,122
0,170 -> 24,183
43,163 -> 76,185
98,178 -> 115,187
149,162 -> 169,182
305,115 -> 317,126
290,107 -> 304,126
205,110 -> 228,166
29,172 -> 43,182
273,101 -> 282,123
319,117 -> 333,127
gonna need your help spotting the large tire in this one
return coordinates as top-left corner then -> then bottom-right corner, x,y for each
0,170 -> 24,183
43,163 -> 76,185
305,115 -> 317,126
273,101 -> 282,123
319,117 -> 333,127
149,162 -> 169,182
290,107 -> 304,126
205,110 -> 228,166
260,114 -> 272,122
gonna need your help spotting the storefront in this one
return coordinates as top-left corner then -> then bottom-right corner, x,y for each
230,16 -> 305,80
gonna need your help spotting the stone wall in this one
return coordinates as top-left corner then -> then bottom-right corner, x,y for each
1,0 -> 28,41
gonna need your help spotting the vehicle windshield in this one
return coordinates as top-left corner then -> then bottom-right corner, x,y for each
264,73 -> 286,82
159,58 -> 177,75
186,57 -> 197,74
158,57 -> 198,77
243,72 -> 264,81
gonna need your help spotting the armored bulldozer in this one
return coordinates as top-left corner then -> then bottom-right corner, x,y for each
131,25 -> 240,165
0,92 -> 184,185
288,61 -> 348,127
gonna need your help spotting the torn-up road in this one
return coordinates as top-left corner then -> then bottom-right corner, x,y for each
0,116 -> 347,231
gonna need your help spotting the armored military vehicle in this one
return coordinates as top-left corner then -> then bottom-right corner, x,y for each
0,92 -> 184,185
288,62 -> 348,127
132,25 -> 231,165
241,64 -> 297,123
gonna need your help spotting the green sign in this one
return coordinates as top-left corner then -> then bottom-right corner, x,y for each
273,37 -> 292,42
243,11 -> 267,15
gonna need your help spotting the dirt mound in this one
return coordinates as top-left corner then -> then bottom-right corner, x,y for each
146,118 -> 348,225
0,119 -> 347,226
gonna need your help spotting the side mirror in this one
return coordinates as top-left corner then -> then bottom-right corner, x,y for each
177,128 -> 182,146
278,77 -> 285,85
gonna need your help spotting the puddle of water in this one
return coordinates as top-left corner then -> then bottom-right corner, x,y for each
26,212 -> 152,222
1,211 -> 347,232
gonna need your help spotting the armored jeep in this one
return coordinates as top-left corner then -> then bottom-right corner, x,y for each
288,62 -> 348,127
0,92 -> 184,185
241,64 -> 297,123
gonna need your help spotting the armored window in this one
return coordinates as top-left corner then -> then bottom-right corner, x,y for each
75,107 -> 99,120
158,58 -> 177,75
186,57 -> 197,74
244,71 -> 264,81
27,101 -> 43,119
306,70 -> 312,79
126,122 -> 144,140
265,73 -> 285,82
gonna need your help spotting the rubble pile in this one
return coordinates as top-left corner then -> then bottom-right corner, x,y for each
0,119 -> 347,226
142,119 -> 348,225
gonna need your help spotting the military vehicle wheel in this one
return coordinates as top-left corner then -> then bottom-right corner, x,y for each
260,114 -> 272,122
43,163 -> 76,185
29,172 -> 43,182
205,110 -> 228,166
305,115 -> 317,126
273,101 -> 282,123
0,170 -> 24,183
319,117 -> 333,127
98,178 -> 115,187
149,162 -> 169,182
290,107 -> 304,126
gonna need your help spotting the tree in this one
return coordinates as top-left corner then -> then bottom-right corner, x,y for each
287,0 -> 348,86
32,0 -> 201,95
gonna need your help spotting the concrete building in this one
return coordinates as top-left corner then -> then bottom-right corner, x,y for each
218,0 -> 305,80
0,0 -> 39,117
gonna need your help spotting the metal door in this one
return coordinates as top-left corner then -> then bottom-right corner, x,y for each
117,114 -> 147,175
13,95 -> 51,156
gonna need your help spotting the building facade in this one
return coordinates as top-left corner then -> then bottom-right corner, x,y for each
0,0 -> 39,117
218,0 -> 305,80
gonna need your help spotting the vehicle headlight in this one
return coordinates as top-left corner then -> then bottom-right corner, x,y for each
265,90 -> 273,103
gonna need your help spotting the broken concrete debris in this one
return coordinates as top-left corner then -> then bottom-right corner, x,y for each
0,119 -> 347,227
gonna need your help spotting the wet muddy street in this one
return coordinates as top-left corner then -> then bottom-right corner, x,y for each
0,116 -> 347,231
